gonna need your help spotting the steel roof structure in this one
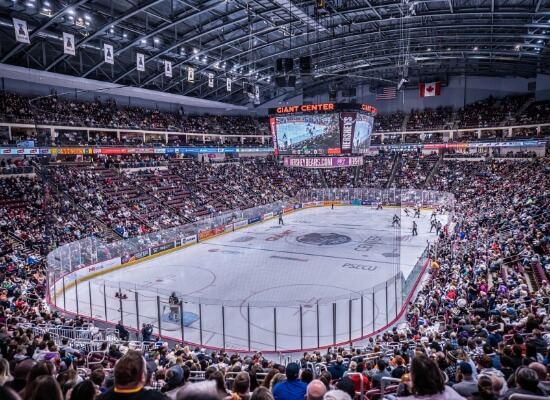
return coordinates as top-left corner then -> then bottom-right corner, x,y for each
0,0 -> 548,106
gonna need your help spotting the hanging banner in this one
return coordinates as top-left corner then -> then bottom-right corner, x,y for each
339,112 -> 357,154
208,73 -> 214,88
104,44 -> 114,64
254,85 -> 260,104
188,67 -> 194,82
226,78 -> 232,92
12,18 -> 30,44
165,60 -> 172,78
136,53 -> 145,72
63,32 -> 75,56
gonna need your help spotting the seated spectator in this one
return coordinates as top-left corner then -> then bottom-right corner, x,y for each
371,360 -> 390,388
22,375 -> 63,400
500,367 -> 543,400
471,375 -> 498,400
397,354 -> 464,400
231,371 -> 251,400
97,350 -> 167,399
272,363 -> 306,400
306,380 -> 326,400
452,362 -> 478,398
328,356 -> 346,380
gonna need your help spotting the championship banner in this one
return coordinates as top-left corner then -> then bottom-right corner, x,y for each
104,44 -> 114,64
254,85 -> 260,105
208,73 -> 214,88
187,67 -> 194,82
13,18 -> 30,44
339,112 -> 357,154
63,32 -> 75,55
283,156 -> 364,168
136,53 -> 145,71
226,78 -> 232,91
165,60 -> 172,78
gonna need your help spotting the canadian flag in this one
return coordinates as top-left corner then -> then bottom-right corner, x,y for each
419,82 -> 441,97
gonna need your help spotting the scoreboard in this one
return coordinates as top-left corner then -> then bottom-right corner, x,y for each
269,103 -> 377,156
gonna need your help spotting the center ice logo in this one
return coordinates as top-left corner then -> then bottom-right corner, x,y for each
296,233 -> 351,246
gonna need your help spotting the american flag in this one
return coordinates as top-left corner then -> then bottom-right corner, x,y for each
376,86 -> 397,100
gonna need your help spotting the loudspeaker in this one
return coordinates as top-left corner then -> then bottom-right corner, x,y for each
342,88 -> 356,97
276,59 -> 283,72
299,56 -> 312,73
276,58 -> 294,72
287,75 -> 296,87
329,89 -> 337,102
276,75 -> 296,87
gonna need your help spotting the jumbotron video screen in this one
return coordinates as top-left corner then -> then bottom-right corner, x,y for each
270,111 -> 374,155
352,113 -> 374,153
271,114 -> 340,155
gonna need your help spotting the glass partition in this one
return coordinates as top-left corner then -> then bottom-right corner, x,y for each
47,189 -> 453,351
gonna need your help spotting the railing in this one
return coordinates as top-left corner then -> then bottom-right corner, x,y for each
0,165 -> 34,175
46,189 -> 451,353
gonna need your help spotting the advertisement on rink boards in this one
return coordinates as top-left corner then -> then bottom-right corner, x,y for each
247,216 -> 262,225
198,226 -> 226,241
150,241 -> 175,256
175,235 -> 198,247
121,248 -> 150,265
58,258 -> 122,289
233,220 -> 248,229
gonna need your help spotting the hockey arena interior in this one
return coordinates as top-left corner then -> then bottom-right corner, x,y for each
0,1 -> 549,400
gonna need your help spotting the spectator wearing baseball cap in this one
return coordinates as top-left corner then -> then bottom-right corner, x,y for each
272,362 -> 306,400
453,362 -> 478,398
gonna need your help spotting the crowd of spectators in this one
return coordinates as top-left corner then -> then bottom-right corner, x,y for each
356,154 -> 395,188
0,139 -> 549,399
456,95 -> 531,129
373,112 -> 406,133
392,153 -> 440,189
517,100 -> 550,126
0,92 -> 265,136
406,107 -> 453,131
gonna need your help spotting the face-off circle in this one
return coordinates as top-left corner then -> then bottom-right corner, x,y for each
296,232 -> 352,246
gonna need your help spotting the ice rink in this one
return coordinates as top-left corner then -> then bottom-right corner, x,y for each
59,206 -> 444,351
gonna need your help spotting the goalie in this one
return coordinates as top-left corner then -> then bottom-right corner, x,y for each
169,291 -> 180,322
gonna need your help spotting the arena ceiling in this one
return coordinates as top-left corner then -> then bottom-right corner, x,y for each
0,0 -> 549,106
